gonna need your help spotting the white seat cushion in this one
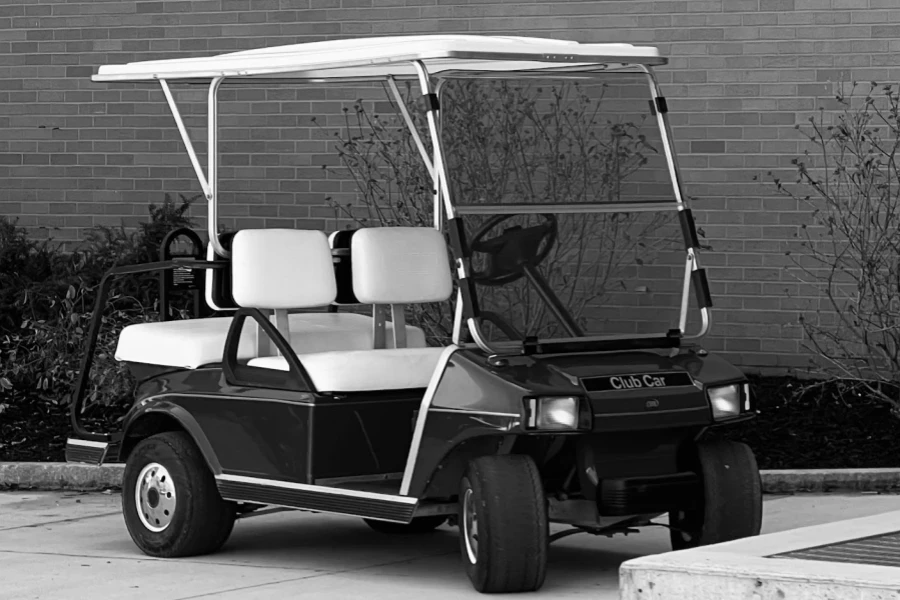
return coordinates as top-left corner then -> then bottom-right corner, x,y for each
351,227 -> 453,304
284,313 -> 426,353
247,347 -> 446,392
116,317 -> 246,370
231,228 -> 336,309
115,313 -> 426,369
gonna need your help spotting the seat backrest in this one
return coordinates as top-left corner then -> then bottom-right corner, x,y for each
231,228 -> 337,309
350,227 -> 453,305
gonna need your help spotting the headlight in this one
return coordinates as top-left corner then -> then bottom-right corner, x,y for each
525,396 -> 586,431
708,384 -> 741,420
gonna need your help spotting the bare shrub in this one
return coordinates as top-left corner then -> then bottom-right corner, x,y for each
773,81 -> 900,414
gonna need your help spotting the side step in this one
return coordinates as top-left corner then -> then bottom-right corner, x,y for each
216,474 -> 418,523
65,438 -> 111,465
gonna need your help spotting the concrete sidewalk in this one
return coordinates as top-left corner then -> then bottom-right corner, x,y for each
2,492 -> 899,599
621,503 -> 900,600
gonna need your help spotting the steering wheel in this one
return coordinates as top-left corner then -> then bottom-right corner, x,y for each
468,213 -> 558,286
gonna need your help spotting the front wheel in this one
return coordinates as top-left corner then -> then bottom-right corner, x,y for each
459,454 -> 548,593
669,439 -> 762,550
122,431 -> 236,557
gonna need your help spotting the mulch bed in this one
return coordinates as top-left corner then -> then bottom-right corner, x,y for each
0,401 -> 125,463
716,375 -> 900,470
3,375 -> 900,468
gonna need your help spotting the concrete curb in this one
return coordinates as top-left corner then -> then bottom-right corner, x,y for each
762,468 -> 900,494
0,462 -> 125,491
1,462 -> 899,493
619,510 -> 900,600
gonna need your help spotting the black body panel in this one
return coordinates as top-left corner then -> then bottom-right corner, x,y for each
310,391 -> 422,480
172,394 -> 312,481
120,368 -> 424,485
113,342 -> 749,514
406,346 -> 747,499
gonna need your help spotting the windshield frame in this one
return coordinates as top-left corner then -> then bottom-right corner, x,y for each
426,67 -> 710,355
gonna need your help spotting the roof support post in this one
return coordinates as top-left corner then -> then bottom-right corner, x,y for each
207,76 -> 227,258
412,60 -> 454,228
386,76 -> 435,181
640,66 -> 687,208
411,60 -> 499,355
639,65 -> 711,340
159,78 -> 229,259
159,79 -> 212,204
679,250 -> 694,334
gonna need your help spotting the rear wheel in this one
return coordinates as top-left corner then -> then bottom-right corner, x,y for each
123,431 -> 236,557
669,439 -> 762,550
363,515 -> 447,534
459,454 -> 548,593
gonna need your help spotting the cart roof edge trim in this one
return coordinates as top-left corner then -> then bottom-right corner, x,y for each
91,34 -> 666,82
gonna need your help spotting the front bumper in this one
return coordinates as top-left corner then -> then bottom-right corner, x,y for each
598,472 -> 700,516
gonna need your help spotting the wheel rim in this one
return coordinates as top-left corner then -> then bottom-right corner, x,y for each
135,462 -> 176,533
462,487 -> 479,564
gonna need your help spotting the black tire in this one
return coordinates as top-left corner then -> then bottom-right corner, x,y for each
669,439 -> 762,551
363,515 -> 447,534
458,454 -> 548,593
122,431 -> 236,557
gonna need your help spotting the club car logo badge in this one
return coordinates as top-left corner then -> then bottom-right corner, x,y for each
610,374 -> 666,390
580,371 -> 694,393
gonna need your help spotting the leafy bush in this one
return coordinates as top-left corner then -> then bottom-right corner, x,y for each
0,193 -> 198,422
773,81 -> 900,414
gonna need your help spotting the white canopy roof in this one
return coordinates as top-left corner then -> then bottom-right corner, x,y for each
92,35 -> 665,83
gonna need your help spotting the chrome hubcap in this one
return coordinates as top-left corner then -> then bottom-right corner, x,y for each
463,487 -> 479,564
136,462 -> 176,533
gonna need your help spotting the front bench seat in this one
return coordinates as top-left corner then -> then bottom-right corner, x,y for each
249,348 -> 447,392
114,312 -> 426,370
247,226 -> 453,392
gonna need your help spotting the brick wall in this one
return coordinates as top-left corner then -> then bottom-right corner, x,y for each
2,0 -> 898,371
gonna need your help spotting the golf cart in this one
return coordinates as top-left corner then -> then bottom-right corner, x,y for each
66,35 -> 761,594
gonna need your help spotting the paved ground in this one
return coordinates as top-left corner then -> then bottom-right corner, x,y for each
1,492 -> 898,599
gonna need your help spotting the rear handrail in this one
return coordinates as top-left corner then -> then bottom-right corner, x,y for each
69,259 -> 228,442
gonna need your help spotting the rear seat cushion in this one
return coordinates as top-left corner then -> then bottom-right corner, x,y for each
247,347 -> 447,392
115,313 -> 426,370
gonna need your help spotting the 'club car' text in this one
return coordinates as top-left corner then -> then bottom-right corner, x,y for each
609,374 -> 667,390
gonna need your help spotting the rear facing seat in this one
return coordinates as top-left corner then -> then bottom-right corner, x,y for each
246,226 -> 453,392
114,229 -> 427,370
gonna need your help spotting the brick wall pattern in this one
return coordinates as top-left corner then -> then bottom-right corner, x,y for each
2,0 -> 896,371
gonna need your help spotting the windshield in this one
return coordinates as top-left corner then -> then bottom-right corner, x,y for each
440,74 -> 675,206
438,74 -> 694,344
